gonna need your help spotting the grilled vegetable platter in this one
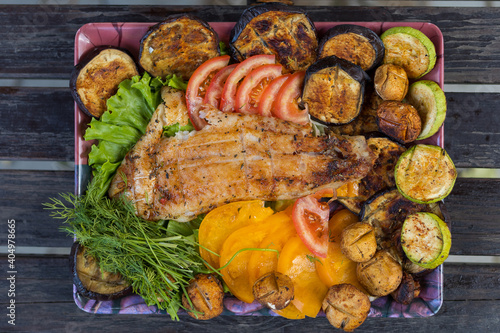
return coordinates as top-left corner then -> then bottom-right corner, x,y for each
46,3 -> 453,330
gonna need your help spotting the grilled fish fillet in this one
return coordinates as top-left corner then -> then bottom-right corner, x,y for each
109,91 -> 376,222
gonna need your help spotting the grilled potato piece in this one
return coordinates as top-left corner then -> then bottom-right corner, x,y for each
377,100 -> 422,144
139,14 -> 220,80
181,274 -> 224,320
322,284 -> 371,332
338,137 -> 406,214
374,63 -> 409,101
229,3 -> 318,73
318,24 -> 384,72
303,56 -> 369,125
356,250 -> 403,297
70,46 -> 139,118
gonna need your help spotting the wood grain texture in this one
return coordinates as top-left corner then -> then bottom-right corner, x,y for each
0,256 -> 499,333
0,5 -> 499,83
1,170 -> 498,255
0,170 -> 75,248
0,87 -> 73,161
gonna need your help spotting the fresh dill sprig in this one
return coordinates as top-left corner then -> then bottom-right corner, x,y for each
43,173 -> 210,320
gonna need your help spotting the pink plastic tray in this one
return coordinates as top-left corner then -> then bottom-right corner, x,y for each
73,21 -> 444,318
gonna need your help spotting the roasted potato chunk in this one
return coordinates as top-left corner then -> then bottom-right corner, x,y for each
340,222 -> 377,263
252,271 -> 294,310
139,14 -> 220,80
181,274 -> 224,320
356,250 -> 403,296
377,100 -> 422,143
322,284 -> 371,332
374,64 -> 409,101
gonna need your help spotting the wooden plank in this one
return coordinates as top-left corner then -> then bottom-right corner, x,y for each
444,178 -> 500,256
1,169 -> 499,255
0,87 -> 73,161
0,5 -> 500,83
0,170 -> 75,248
1,256 -> 499,332
444,93 -> 500,169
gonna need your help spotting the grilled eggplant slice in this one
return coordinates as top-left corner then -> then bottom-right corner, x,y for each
70,46 -> 139,118
390,271 -> 420,305
338,137 -> 407,214
360,188 -> 432,247
139,14 -> 220,80
229,3 -> 318,73
328,87 -> 382,136
70,242 -> 132,301
302,56 -> 369,125
318,24 -> 384,72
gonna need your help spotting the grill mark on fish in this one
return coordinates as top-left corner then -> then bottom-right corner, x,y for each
110,96 -> 375,222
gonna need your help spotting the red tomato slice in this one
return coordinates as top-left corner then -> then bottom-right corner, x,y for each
204,64 -> 237,109
258,74 -> 291,117
219,54 -> 276,113
234,64 -> 283,114
186,55 -> 230,130
273,71 -> 310,125
292,194 -> 330,258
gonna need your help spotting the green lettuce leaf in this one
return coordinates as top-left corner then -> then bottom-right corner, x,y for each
84,72 -> 188,196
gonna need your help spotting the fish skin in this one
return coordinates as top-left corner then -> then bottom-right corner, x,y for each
109,93 -> 376,222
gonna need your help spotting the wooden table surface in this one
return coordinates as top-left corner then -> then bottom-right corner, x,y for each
1,3 -> 500,332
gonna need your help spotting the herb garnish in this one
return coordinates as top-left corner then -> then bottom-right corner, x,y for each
44,173 -> 209,320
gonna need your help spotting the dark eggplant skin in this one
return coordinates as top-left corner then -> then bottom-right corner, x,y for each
337,136 -> 407,214
70,46 -> 139,118
359,188 -> 430,246
302,55 -> 370,125
70,242 -> 132,301
139,14 -> 220,80
318,24 -> 385,72
229,3 -> 318,73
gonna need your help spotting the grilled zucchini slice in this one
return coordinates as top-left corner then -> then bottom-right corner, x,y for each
406,80 -> 447,140
401,212 -> 451,269
139,14 -> 220,80
318,24 -> 384,72
229,3 -> 318,73
381,26 -> 436,79
302,56 -> 369,125
395,145 -> 457,204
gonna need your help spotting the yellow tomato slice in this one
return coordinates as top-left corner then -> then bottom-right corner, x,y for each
198,200 -> 274,269
247,210 -> 296,287
315,209 -> 367,293
219,214 -> 284,303
277,235 -> 328,318
273,302 -> 306,320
